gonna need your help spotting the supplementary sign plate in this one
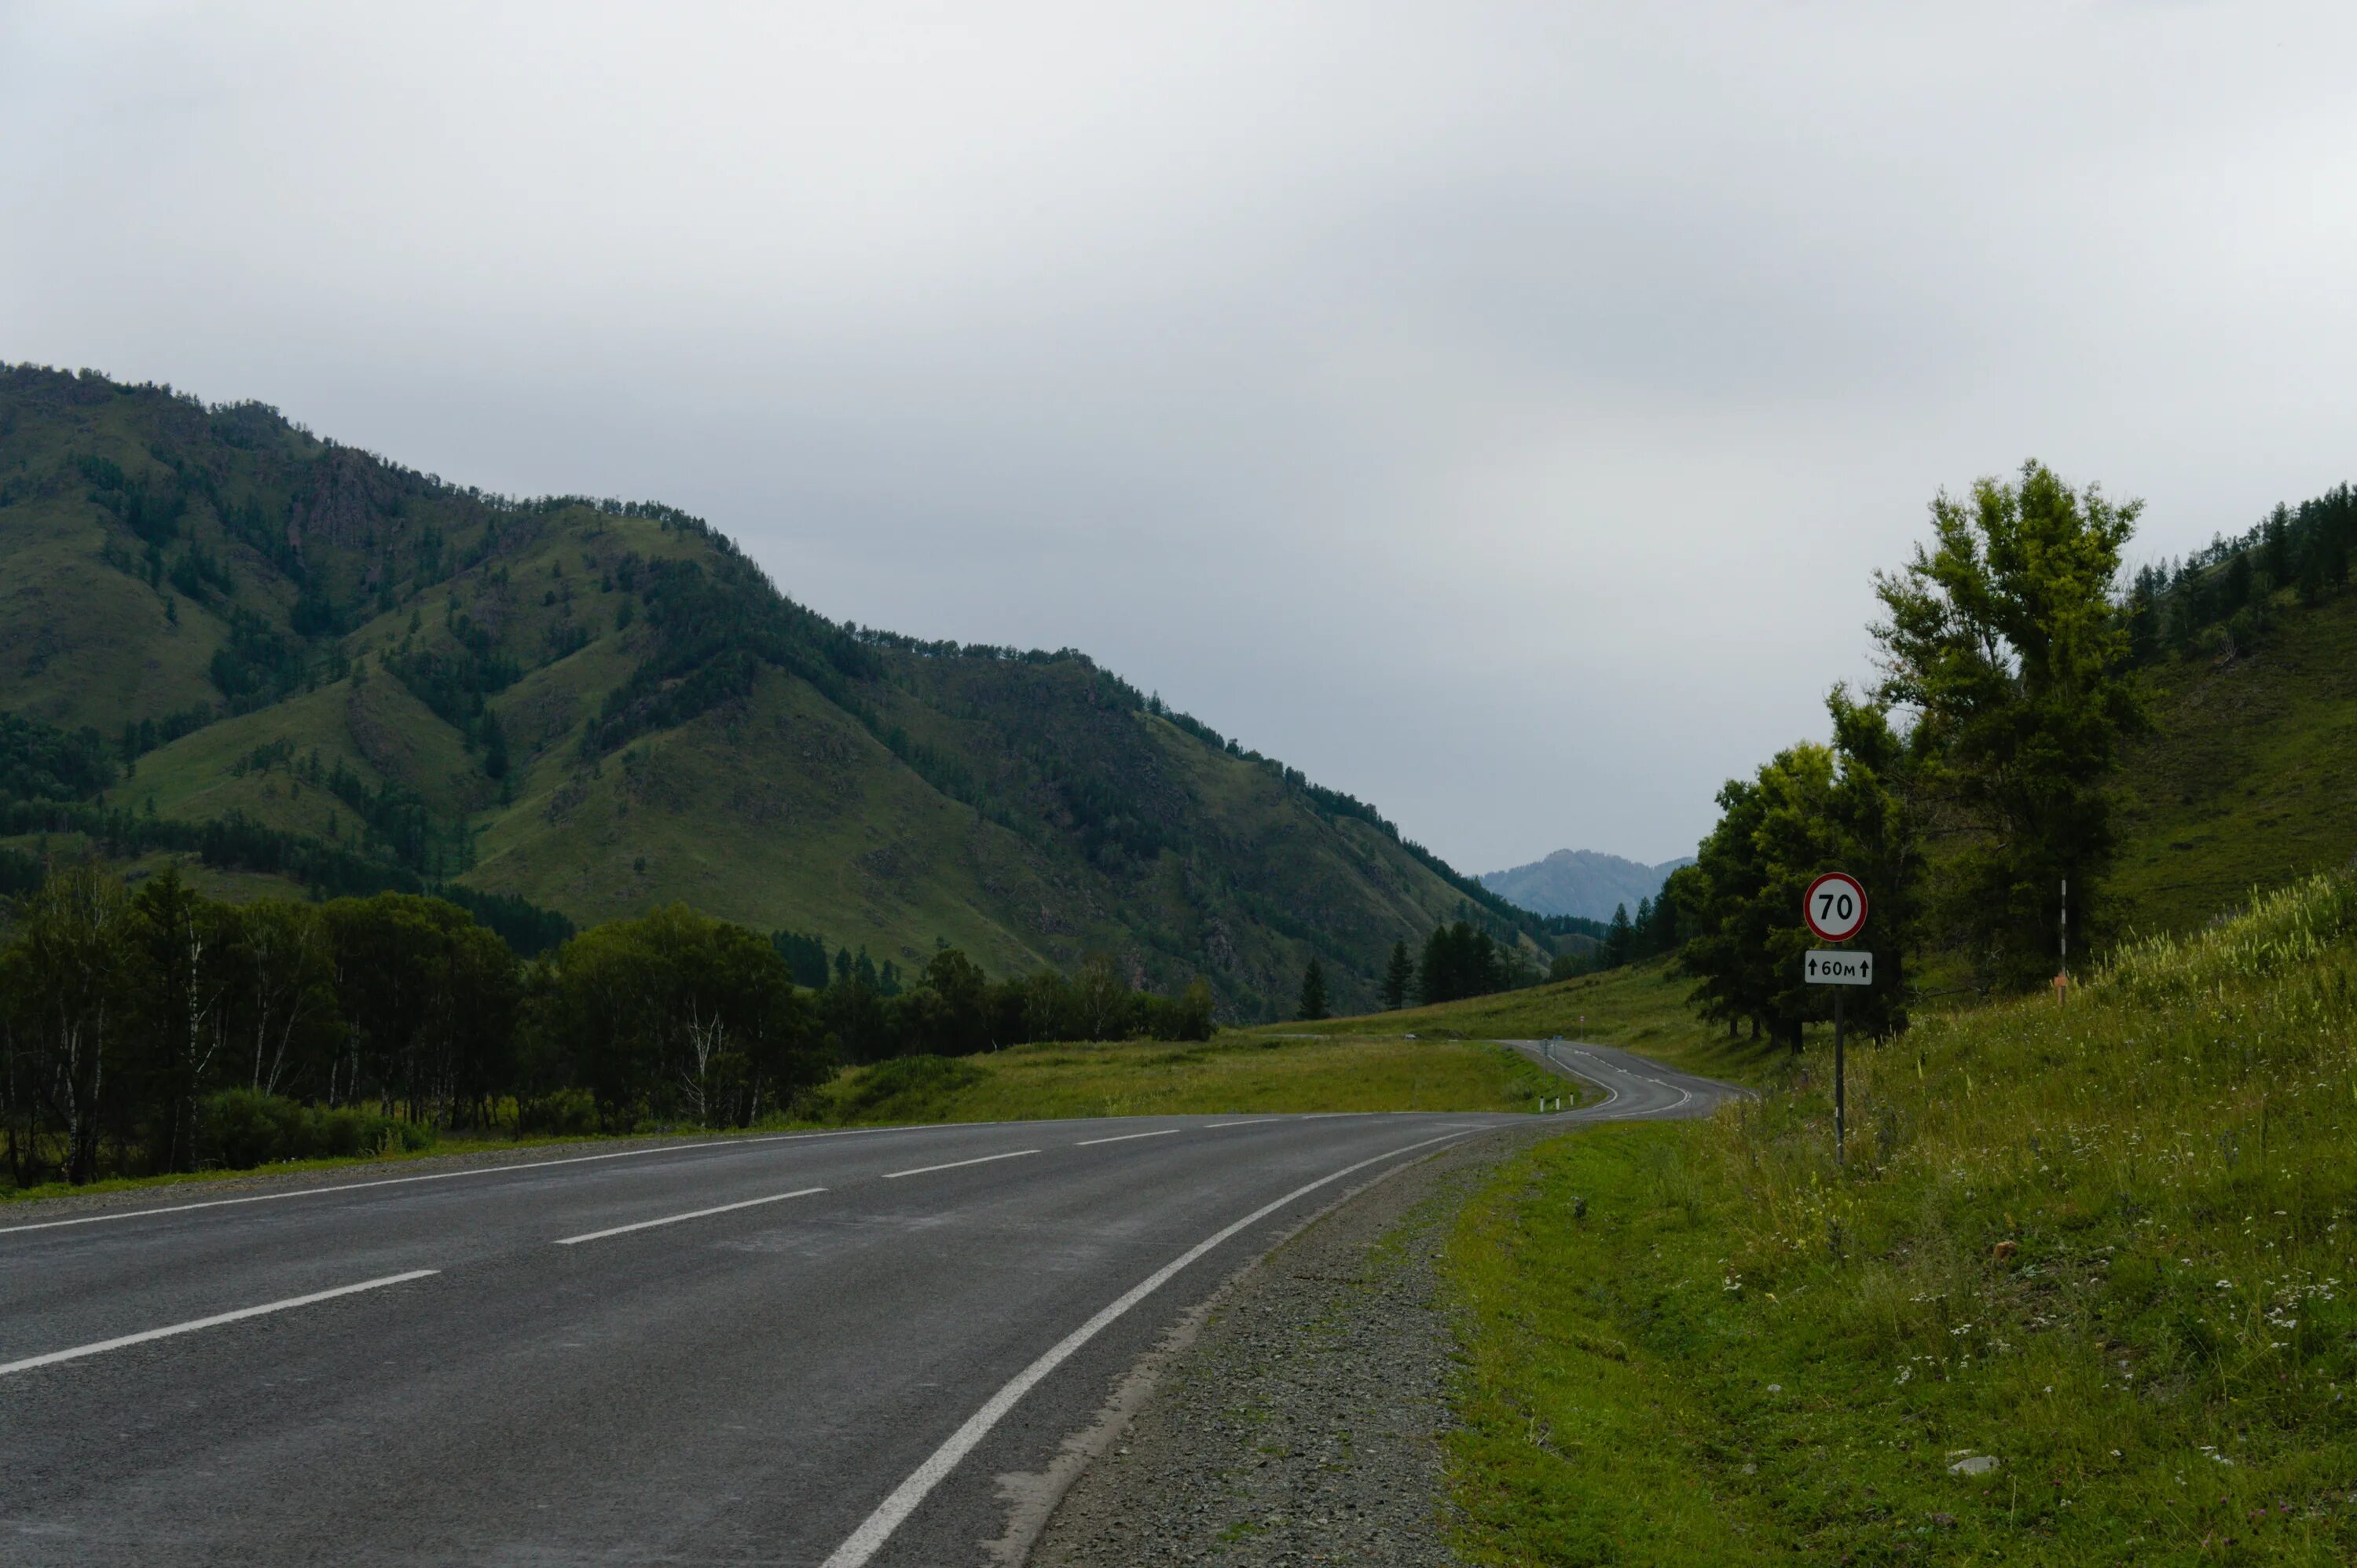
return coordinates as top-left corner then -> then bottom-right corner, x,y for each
1805,950 -> 1874,986
1803,871 -> 1868,943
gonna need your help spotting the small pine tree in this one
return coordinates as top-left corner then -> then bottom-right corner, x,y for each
1603,903 -> 1635,968
1296,957 -> 1329,1022
1380,940 -> 1413,1010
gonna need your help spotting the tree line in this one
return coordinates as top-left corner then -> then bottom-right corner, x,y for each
1286,897 -> 1687,1025
2124,482 -> 2357,663
1670,460 -> 2144,1046
0,866 -> 1212,1189
1296,915 -> 1567,1020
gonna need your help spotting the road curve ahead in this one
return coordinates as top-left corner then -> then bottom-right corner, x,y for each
1,1050 -> 1739,1567
1508,1038 -> 1754,1121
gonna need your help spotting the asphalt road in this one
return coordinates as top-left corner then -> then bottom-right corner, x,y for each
0,1046 -> 1737,1567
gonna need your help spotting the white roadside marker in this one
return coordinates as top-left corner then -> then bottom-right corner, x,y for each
819,1127 -> 1472,1568
882,1149 -> 1039,1180
1072,1129 -> 1179,1147
552,1188 -> 828,1246
0,1269 -> 440,1377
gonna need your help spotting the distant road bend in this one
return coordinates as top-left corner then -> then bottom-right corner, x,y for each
0,1046 -> 1739,1566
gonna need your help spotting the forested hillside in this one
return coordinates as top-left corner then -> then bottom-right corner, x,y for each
1655,462 -> 2357,1051
2109,491 -> 2357,936
0,365 -> 1554,1020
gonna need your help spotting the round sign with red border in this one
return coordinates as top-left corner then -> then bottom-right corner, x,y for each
1803,871 -> 1868,943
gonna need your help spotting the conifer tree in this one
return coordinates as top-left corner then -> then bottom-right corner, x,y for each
1380,940 -> 1414,1011
1296,957 -> 1329,1022
1603,903 -> 1635,967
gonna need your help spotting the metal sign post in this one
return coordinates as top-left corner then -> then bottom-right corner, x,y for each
1803,874 -> 1870,1167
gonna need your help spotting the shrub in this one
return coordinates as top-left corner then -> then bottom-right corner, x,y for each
519,1087 -> 600,1138
196,1090 -> 434,1170
830,1054 -> 988,1123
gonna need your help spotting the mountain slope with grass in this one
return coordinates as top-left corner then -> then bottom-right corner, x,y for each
2112,585 -> 2357,940
0,365 -> 1554,1018
1446,872 -> 2357,1564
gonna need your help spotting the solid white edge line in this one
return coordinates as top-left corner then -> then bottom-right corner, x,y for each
552,1187 -> 829,1246
881,1149 -> 1039,1180
0,1123 -> 959,1238
1516,1039 -> 1620,1116
817,1127 -> 1473,1568
1203,1119 -> 1278,1129
0,1269 -> 440,1377
1072,1129 -> 1179,1147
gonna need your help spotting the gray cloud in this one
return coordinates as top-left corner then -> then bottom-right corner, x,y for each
7,2 -> 2355,870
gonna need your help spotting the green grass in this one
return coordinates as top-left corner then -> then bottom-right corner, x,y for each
3,1031 -> 1566,1203
1299,957 -> 1788,1088
802,1031 -> 1567,1124
2113,588 -> 2357,939
1443,873 -> 2357,1565
0,1123 -> 606,1204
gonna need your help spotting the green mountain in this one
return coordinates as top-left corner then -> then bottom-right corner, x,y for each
1478,848 -> 1694,922
2111,570 -> 2357,938
0,365 -> 1555,1018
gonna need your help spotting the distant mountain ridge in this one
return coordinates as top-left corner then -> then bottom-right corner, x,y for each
0,365 -> 1565,1020
1480,848 -> 1695,922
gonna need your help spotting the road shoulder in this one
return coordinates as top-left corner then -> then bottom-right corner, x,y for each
1023,1124 -> 1552,1566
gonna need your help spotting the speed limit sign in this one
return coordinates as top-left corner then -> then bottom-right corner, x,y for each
1803,871 -> 1868,943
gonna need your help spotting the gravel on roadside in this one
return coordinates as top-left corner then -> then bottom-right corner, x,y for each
1023,1124 -> 1554,1568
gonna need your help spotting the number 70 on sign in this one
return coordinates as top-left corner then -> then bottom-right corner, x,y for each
1803,871 -> 1868,943
1803,872 -> 1870,986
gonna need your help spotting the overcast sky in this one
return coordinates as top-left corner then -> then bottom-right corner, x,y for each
7,4 -> 2355,873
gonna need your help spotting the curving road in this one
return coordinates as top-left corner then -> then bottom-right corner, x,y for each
0,1046 -> 1738,1566
1504,1038 -> 1755,1120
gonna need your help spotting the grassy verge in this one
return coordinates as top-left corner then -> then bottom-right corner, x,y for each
1444,874 -> 2357,1565
5,1032 -> 1564,1204
0,1125 -> 641,1205
1300,957 -> 1789,1088
802,1031 -> 1567,1124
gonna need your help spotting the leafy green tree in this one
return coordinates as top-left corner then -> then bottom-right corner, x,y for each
1742,742 -> 1844,1050
1871,461 -> 2141,990
531,904 -> 819,1126
819,968 -> 890,1064
219,898 -> 338,1097
1067,954 -> 1133,1042
1820,687 -> 1920,1037
1675,772 -> 1776,1041
1675,690 -> 1920,1049
0,866 -> 137,1183
897,947 -> 992,1054
129,867 -> 233,1173
323,893 -> 520,1123
1296,957 -> 1329,1022
1380,941 -> 1414,1010
0,713 -> 118,803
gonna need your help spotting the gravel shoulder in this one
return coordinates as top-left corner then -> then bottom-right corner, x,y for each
1025,1123 -> 1556,1567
